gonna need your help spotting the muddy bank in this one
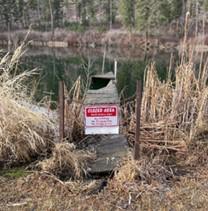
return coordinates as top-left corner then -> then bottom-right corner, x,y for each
0,30 -> 179,50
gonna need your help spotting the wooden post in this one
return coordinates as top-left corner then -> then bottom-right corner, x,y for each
114,60 -> 117,82
59,81 -> 65,142
134,80 -> 142,160
102,45 -> 106,74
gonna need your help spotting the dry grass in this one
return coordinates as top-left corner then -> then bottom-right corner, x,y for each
0,44 -> 55,165
126,61 -> 208,153
37,76 -> 91,179
39,142 -> 95,179
64,76 -> 85,142
0,165 -> 207,211
0,30 -> 207,210
112,155 -> 174,192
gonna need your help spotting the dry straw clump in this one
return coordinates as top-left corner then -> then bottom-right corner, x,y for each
39,142 -> 95,179
112,155 -> 173,192
127,62 -> 208,153
0,45 -> 55,164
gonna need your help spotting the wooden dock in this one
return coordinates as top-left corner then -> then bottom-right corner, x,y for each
83,72 -> 129,174
80,135 -> 129,174
84,72 -> 119,105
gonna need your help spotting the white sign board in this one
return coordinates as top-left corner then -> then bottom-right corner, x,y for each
84,105 -> 119,135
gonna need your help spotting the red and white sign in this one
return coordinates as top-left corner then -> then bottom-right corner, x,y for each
84,105 -> 119,134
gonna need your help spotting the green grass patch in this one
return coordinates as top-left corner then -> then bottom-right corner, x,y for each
0,167 -> 30,179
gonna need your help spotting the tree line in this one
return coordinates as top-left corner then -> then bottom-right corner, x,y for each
0,0 -> 208,34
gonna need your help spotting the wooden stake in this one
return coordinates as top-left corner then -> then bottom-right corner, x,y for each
134,80 -> 142,160
114,60 -> 117,82
59,81 -> 65,142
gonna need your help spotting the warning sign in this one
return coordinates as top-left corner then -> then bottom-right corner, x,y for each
84,105 -> 119,134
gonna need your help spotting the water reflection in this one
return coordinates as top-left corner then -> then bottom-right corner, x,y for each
19,46 -> 178,102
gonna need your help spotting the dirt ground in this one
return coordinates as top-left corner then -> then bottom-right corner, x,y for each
0,159 -> 208,211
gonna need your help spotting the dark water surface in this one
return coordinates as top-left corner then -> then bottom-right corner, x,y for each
18,46 -> 178,103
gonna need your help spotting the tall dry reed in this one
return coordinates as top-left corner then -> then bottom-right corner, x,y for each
127,60 -> 208,152
64,76 -> 86,142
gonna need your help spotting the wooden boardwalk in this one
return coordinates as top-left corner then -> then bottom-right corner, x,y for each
84,72 -> 119,105
80,135 -> 129,174
83,72 -> 129,174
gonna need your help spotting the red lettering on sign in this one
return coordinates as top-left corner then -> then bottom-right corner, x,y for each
86,106 -> 117,117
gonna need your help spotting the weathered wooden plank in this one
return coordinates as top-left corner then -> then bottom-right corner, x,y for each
96,135 -> 127,148
82,72 -> 128,173
84,135 -> 129,174
84,77 -> 119,105
91,72 -> 115,80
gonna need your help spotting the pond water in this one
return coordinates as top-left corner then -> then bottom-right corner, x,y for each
18,46 -> 178,103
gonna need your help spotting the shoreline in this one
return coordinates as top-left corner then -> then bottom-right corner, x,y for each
0,29 -> 179,50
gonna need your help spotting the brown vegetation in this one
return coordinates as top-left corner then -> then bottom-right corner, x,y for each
39,142 -> 95,179
125,60 -> 208,154
0,44 -> 55,165
0,30 -> 179,49
0,41 -> 208,210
